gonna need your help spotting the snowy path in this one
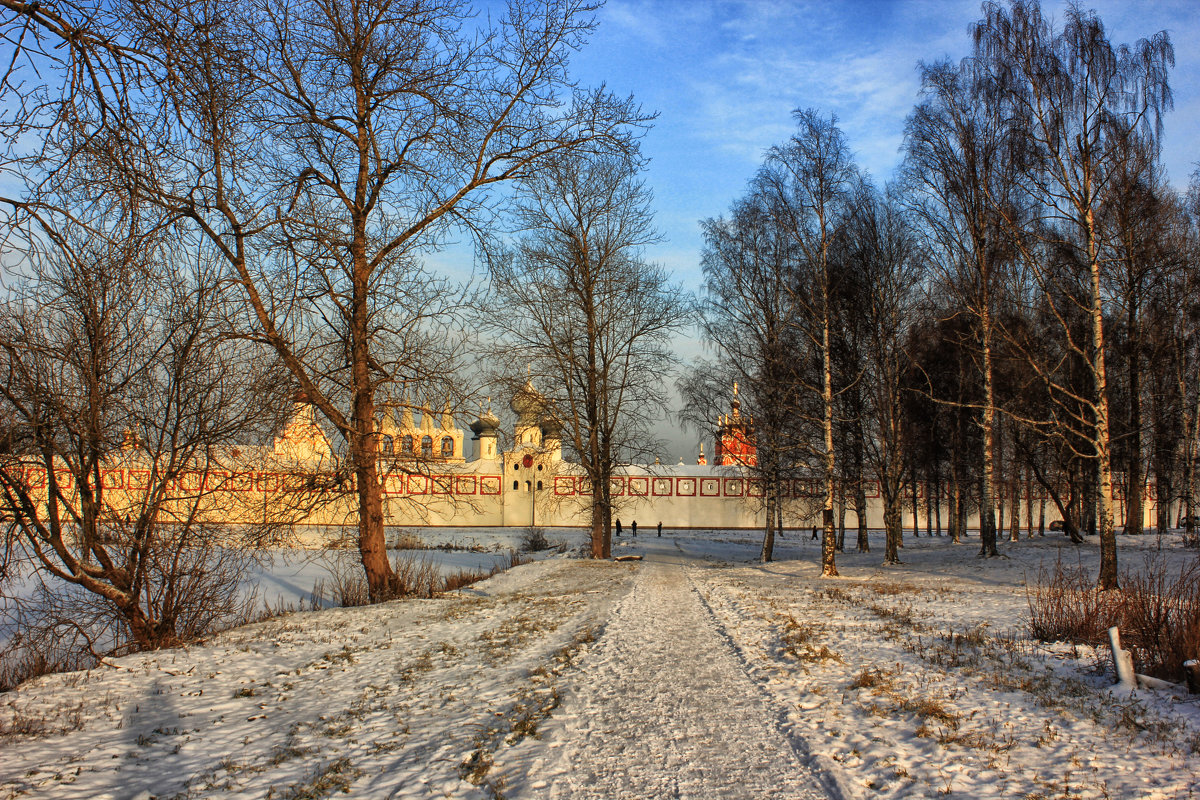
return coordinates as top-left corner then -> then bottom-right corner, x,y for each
502,540 -> 835,799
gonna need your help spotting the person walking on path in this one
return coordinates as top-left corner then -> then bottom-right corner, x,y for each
616,518 -> 622,537
631,520 -> 637,537
657,521 -> 662,537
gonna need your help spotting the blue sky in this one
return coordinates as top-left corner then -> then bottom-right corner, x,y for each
563,0 -> 1200,290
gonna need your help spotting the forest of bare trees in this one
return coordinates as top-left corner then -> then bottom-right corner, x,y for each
691,0 -> 1196,585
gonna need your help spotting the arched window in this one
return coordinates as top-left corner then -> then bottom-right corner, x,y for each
381,434 -> 394,455
402,435 -> 413,454
440,437 -> 454,458
513,480 -> 519,491
536,480 -> 543,491
421,436 -> 433,458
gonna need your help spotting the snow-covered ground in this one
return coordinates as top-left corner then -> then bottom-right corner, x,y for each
2,528 -> 1198,799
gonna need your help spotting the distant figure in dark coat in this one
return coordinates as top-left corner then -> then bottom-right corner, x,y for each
657,521 -> 662,537
811,526 -> 819,541
631,520 -> 637,537
616,518 -> 622,537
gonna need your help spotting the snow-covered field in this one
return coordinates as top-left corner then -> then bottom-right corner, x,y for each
2,528 -> 1198,799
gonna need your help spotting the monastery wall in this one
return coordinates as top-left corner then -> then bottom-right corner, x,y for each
10,389 -> 1166,544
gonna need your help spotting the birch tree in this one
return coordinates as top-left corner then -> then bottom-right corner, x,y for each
903,56 -> 1023,558
972,0 -> 1173,588
842,184 -> 926,564
757,109 -> 857,577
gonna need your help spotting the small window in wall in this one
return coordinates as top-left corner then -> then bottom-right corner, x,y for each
402,435 -> 413,453
381,435 -> 394,454
513,463 -> 519,471
537,464 -> 543,471
536,480 -> 543,490
421,435 -> 432,458
441,437 -> 454,458
513,480 -> 519,490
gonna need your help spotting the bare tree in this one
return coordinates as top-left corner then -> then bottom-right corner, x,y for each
841,184 -> 926,564
1097,130 -> 1179,536
972,0 -> 1173,588
903,56 -> 1025,558
695,190 -> 806,562
0,0 -> 648,600
0,198 -> 291,661
484,153 -> 688,559
757,109 -> 858,578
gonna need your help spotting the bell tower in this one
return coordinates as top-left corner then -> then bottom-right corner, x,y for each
714,382 -> 757,467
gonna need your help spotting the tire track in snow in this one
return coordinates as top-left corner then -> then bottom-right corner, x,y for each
508,542 -> 835,800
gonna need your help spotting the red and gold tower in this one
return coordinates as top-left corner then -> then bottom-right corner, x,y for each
714,382 -> 757,467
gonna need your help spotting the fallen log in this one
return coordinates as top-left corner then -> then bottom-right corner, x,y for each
614,555 -> 644,562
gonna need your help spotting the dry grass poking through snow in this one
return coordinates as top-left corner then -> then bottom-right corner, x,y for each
1028,554 -> 1200,683
690,535 -> 1200,800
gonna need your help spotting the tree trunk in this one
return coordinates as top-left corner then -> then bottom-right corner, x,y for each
1088,224 -> 1119,589
957,486 -> 968,542
1126,298 -> 1144,536
925,471 -> 933,537
821,287 -> 838,577
761,479 -> 776,563
1154,468 -> 1170,535
837,489 -> 846,552
1009,476 -> 1020,542
1024,466 -> 1033,539
910,472 -> 918,539
949,466 -> 962,543
979,312 -> 999,557
883,490 -> 902,564
855,480 -> 869,552
591,494 -> 609,559
934,472 -> 942,536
